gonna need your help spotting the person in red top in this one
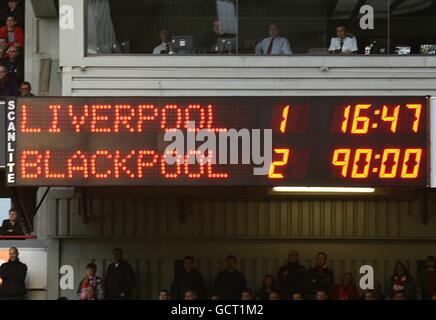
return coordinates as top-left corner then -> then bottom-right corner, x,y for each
0,15 -> 24,48
331,272 -> 359,300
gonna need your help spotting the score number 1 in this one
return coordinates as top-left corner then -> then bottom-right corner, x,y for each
269,106 -> 291,179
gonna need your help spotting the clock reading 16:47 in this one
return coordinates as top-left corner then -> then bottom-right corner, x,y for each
338,104 -> 423,134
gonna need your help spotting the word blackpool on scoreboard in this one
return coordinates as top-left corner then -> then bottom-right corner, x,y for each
5,96 -> 429,187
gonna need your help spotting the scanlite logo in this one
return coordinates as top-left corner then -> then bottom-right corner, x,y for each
6,100 -> 16,184
164,121 -> 273,176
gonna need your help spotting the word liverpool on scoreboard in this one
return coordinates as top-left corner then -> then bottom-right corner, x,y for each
5,96 -> 429,187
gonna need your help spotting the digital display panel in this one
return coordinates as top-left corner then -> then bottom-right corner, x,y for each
5,96 -> 429,187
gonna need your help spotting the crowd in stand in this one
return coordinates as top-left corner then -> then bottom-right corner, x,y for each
0,0 -> 34,97
72,249 -> 436,301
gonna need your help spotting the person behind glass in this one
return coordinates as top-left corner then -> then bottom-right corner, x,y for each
241,289 -> 253,300
213,255 -> 247,300
104,248 -> 136,300
1,208 -> 24,236
158,289 -> 170,300
170,255 -> 207,300
77,262 -> 104,300
0,64 -> 18,95
0,247 -> 27,300
255,24 -> 292,55
153,29 -> 174,55
0,15 -> 24,48
331,272 -> 358,300
198,19 -> 234,54
329,24 -> 358,55
276,250 -> 306,299
255,274 -> 277,300
20,81 -> 34,96
418,256 -> 436,300
387,262 -> 416,300
305,252 -> 335,299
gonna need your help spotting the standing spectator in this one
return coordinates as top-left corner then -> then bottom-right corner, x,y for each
255,274 -> 277,300
1,208 -> 24,236
0,37 -> 9,60
387,262 -> 416,300
171,256 -> 206,300
0,15 -> 24,48
418,256 -> 436,300
276,250 -> 306,299
6,45 -> 23,83
2,1 -> 24,28
104,248 -> 136,300
305,252 -> 335,298
0,247 -> 27,300
77,263 -> 104,300
158,289 -> 170,300
241,289 -> 253,300
331,272 -> 358,300
0,64 -> 18,95
19,81 -> 33,96
213,255 -> 247,300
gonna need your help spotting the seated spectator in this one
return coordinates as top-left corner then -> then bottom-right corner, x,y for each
315,289 -> 329,301
0,37 -> 9,60
305,252 -> 335,298
171,256 -> 206,300
241,289 -> 253,300
0,64 -> 18,95
392,291 -> 407,300
197,19 -> 235,54
2,1 -> 24,28
291,292 -> 304,300
1,208 -> 24,236
255,24 -> 292,55
255,274 -> 277,300
268,291 -> 280,300
104,248 -> 136,300
331,272 -> 358,300
418,256 -> 436,300
276,250 -> 306,300
361,290 -> 377,300
328,24 -> 358,55
0,15 -> 24,48
153,29 -> 173,55
0,247 -> 27,300
387,262 -> 416,300
6,45 -> 23,83
213,255 -> 247,300
77,262 -> 104,300
20,81 -> 33,96
158,289 -> 170,300
184,290 -> 198,300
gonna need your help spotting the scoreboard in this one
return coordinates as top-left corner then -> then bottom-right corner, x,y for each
4,96 -> 430,187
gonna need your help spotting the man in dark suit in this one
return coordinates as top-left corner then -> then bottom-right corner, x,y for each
104,248 -> 136,299
1,208 -> 24,236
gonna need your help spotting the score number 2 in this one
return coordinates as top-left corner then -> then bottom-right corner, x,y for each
269,106 -> 291,179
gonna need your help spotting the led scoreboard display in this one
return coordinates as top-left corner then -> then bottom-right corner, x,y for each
5,97 -> 429,187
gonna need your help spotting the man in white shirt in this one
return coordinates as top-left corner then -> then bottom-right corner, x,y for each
329,24 -> 358,54
153,29 -> 173,54
255,24 -> 292,55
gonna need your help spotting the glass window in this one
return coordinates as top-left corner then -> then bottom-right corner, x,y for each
86,0 -> 436,56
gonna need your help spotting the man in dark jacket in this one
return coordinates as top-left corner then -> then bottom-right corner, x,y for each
277,250 -> 306,299
305,252 -> 335,298
214,255 -> 247,300
1,208 -> 24,236
0,247 -> 27,299
171,256 -> 206,300
104,248 -> 136,299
